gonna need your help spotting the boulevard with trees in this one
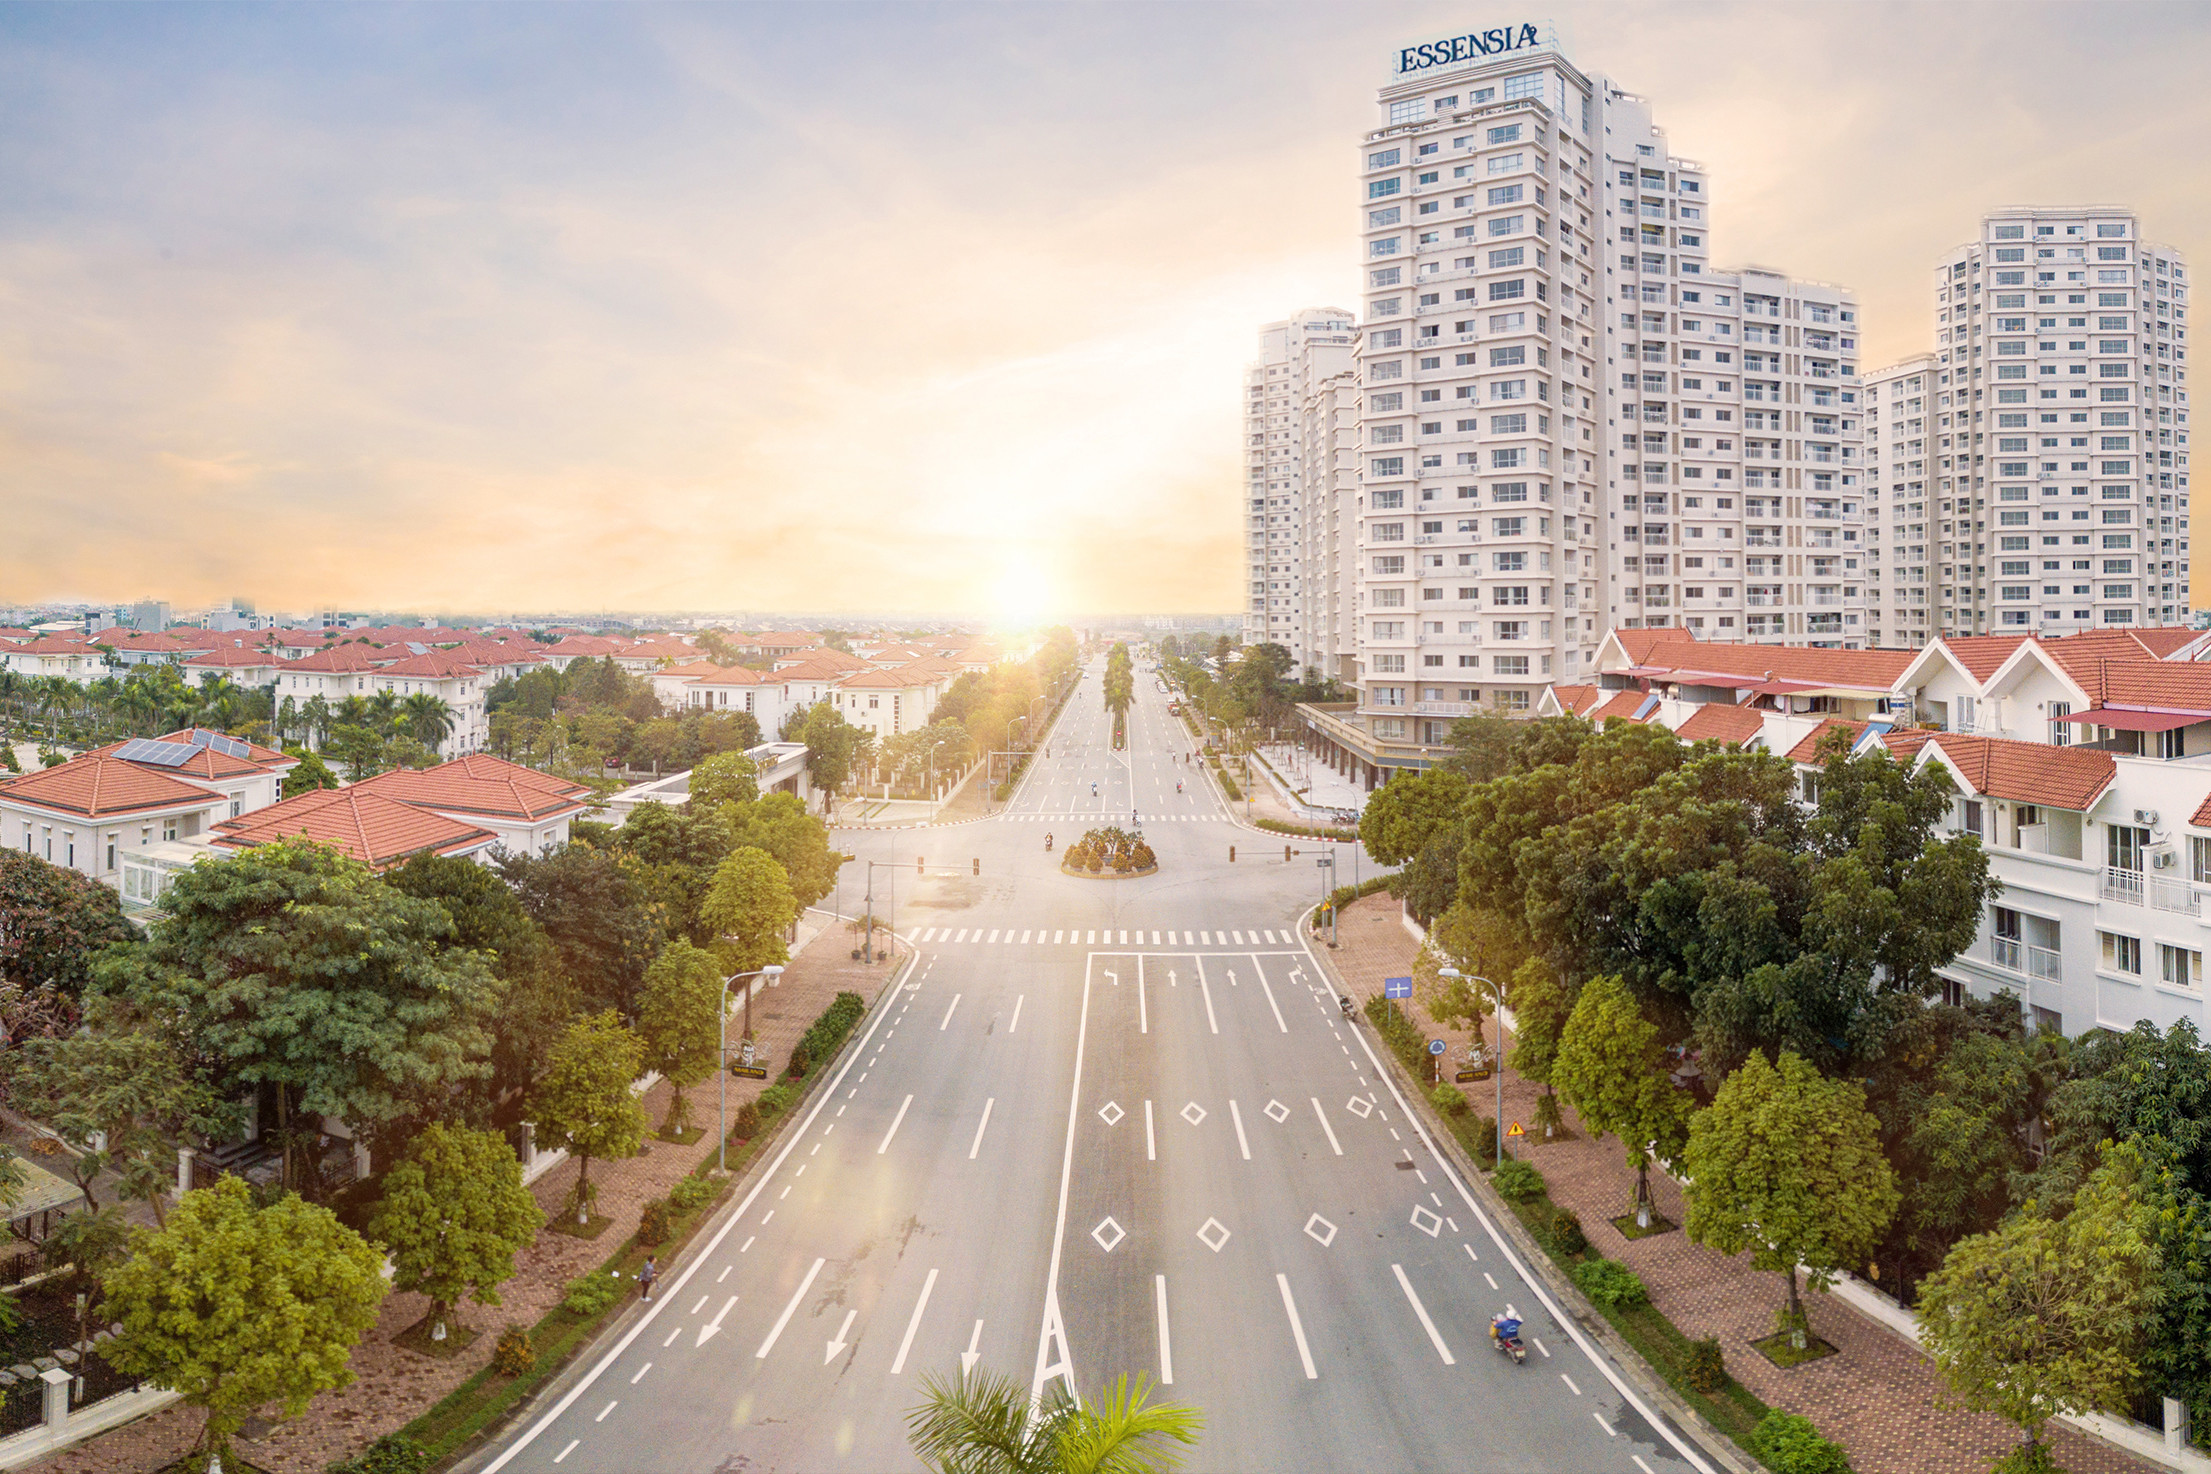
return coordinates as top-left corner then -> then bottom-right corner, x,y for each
1374,710 -> 2211,1465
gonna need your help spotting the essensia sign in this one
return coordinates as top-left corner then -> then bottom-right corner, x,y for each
1396,23 -> 1542,75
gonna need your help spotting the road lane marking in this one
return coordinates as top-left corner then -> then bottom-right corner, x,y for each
1031,962 -> 1095,1403
939,994 -> 961,1030
1010,995 -> 1024,1033
1228,1100 -> 1250,1160
595,1401 -> 617,1422
1197,962 -> 1219,1034
986,930 -> 999,943
1391,1264 -> 1455,1365
1461,1243 -> 1478,1263
629,1363 -> 651,1384
1309,1098 -> 1342,1155
757,1258 -> 825,1359
1145,1100 -> 1156,1160
662,1328 -> 681,1348
1483,1271 -> 1498,1289
1154,1275 -> 1174,1384
954,929 -> 968,943
1595,1412 -> 1616,1436
1561,1373 -> 1583,1396
553,1440 -> 577,1463
1532,1336 -> 1551,1358
1137,959 -> 1148,1033
890,1267 -> 939,1375
876,1094 -> 914,1154
968,1098 -> 995,1159
1634,1458 -> 1656,1474
1254,958 -> 1288,1032
1276,1274 -> 1318,1379
690,1296 -> 709,1315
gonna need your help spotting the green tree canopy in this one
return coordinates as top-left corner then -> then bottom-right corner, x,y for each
499,841 -> 665,1018
725,792 -> 841,909
701,846 -> 798,977
690,750 -> 759,810
637,939 -> 725,1135
528,1010 -> 647,1223
1551,974 -> 1691,1220
1360,768 -> 1469,867
279,748 -> 341,797
1918,1143 -> 2164,1453
368,1122 -> 545,1334
115,839 -> 502,1188
101,1176 -> 389,1465
794,702 -> 871,806
0,847 -> 137,994
1683,1048 -> 1900,1328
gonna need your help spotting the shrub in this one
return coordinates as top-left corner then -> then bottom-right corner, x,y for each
1570,1257 -> 1650,1312
733,1100 -> 762,1138
786,1045 -> 810,1079
669,1176 -> 714,1212
1493,1158 -> 1546,1202
636,1198 -> 674,1246
1430,1082 -> 1470,1117
792,992 -> 868,1070
1748,1411 -> 1854,1474
1550,1207 -> 1587,1257
1684,1335 -> 1725,1395
757,1083 -> 798,1117
1987,1443 -> 2060,1474
325,1434 -> 434,1474
492,1325 -> 536,1377
560,1271 -> 624,1318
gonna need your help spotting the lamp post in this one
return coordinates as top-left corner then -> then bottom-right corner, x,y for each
719,964 -> 784,1173
1438,967 -> 1502,1167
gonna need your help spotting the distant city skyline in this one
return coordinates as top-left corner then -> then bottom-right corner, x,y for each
3,1 -> 2203,615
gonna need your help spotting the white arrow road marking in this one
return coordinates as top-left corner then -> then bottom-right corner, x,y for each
889,1268 -> 937,1375
961,1319 -> 984,1376
696,1296 -> 737,1347
825,1308 -> 857,1364
1391,1264 -> 1455,1365
756,1258 -> 824,1359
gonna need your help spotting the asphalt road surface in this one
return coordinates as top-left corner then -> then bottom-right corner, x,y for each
468,657 -> 1716,1474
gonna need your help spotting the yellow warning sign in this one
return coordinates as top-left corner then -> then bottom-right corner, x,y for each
1507,1122 -> 1525,1137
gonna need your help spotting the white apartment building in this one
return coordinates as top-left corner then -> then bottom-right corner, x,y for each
1921,207 -> 2189,637
1305,26 -> 1864,789
1244,310 -> 1356,666
1299,371 -> 1364,684
1866,354 -> 1938,648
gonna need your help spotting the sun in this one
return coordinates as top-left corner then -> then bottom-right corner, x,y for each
990,559 -> 1055,628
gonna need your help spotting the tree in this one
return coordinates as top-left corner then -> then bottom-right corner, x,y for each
100,1176 -> 389,1467
528,1010 -> 647,1224
1360,769 -> 1469,867
6,1000 -> 229,1224
797,702 -> 872,809
1684,1049 -> 1900,1332
118,839 -> 503,1189
611,800 -> 736,945
637,940 -> 724,1135
499,842 -> 664,1018
701,846 -> 798,977
1506,956 -> 1573,1136
281,747 -> 341,797
0,848 -> 137,994
400,692 -> 455,749
690,750 -> 759,809
368,1123 -> 545,1339
725,792 -> 842,909
1551,974 -> 1690,1222
1918,1143 -> 2163,1458
906,1369 -> 1202,1474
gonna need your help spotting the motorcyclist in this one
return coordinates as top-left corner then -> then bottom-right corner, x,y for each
1176,781 -> 1183,794
1091,782 -> 1098,797
1338,995 -> 1354,1019
1045,832 -> 1054,851
1490,1313 -> 1524,1358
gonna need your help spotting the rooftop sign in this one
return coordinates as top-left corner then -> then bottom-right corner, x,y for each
1395,23 -> 1544,75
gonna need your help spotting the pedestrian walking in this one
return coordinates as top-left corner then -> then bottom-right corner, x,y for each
638,1256 -> 658,1302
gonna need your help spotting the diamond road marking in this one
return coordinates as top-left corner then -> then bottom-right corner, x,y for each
1180,1102 -> 1207,1127
1264,1099 -> 1290,1124
1196,1217 -> 1232,1253
1346,1096 -> 1374,1119
1410,1205 -> 1443,1238
1304,1213 -> 1338,1248
1092,1217 -> 1126,1253
1096,1100 -> 1124,1127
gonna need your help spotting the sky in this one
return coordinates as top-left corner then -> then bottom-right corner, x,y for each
2,1 -> 2205,620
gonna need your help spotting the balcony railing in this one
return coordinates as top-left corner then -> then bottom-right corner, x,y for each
1991,936 -> 2022,971
2102,866 -> 2145,905
2150,877 -> 2201,917
2028,944 -> 2062,983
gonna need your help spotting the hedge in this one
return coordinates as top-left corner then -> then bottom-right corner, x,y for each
1326,873 -> 1396,912
791,991 -> 867,1076
1255,817 -> 1359,842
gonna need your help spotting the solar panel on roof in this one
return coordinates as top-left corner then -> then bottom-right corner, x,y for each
116,738 -> 194,768
181,729 -> 250,759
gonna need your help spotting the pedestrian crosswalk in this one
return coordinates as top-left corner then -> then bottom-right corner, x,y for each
1003,813 -> 1229,823
908,925 -> 1303,950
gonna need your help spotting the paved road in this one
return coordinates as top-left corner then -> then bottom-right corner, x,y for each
471,659 -> 1715,1474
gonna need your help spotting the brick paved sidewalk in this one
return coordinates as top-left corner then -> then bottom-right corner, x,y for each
1321,891 -> 2153,1474
31,928 -> 909,1474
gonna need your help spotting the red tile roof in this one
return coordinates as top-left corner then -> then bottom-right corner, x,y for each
1548,684 -> 1602,717
182,647 -> 276,670
210,787 -> 494,869
1924,734 -> 2117,812
1634,640 -> 1917,691
679,663 -> 764,686
0,755 -> 221,818
354,753 -> 594,823
778,647 -> 867,672
282,645 -> 388,674
1589,690 -> 1653,724
372,651 -> 483,680
1936,635 -> 2034,682
1609,628 -> 1700,664
1674,702 -> 1766,746
1783,718 -> 1864,763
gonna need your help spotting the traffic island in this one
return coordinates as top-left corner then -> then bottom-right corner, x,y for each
1059,826 -> 1158,878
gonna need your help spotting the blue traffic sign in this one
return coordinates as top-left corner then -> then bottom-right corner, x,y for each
1383,976 -> 1413,999
1428,1039 -> 1447,1056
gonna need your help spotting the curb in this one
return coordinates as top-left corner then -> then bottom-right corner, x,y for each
1298,921 -> 1761,1474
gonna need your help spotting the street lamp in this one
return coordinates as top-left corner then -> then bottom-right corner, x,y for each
719,964 -> 785,1173
1437,967 -> 1502,1168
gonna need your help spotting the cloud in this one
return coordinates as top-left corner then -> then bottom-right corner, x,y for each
0,1 -> 2201,614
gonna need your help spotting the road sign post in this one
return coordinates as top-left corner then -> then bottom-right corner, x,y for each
1428,1037 -> 1446,1084
1383,975 -> 1412,1028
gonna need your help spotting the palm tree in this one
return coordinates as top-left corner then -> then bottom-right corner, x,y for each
36,677 -> 72,739
366,688 -> 402,737
302,694 -> 333,750
905,1370 -> 1200,1474
399,692 -> 454,751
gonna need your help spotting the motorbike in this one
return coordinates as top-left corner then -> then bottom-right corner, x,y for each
1490,1318 -> 1526,1365
1338,995 -> 1355,1020
1045,834 -> 1054,852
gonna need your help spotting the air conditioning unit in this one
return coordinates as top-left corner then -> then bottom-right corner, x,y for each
2137,809 -> 2161,827
2154,849 -> 2179,870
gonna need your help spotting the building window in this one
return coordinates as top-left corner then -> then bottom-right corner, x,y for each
2100,931 -> 2143,975
2160,944 -> 2203,989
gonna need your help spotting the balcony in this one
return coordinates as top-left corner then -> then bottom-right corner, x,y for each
2101,866 -> 2145,905
2150,876 -> 2201,917
1411,700 -> 1476,717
